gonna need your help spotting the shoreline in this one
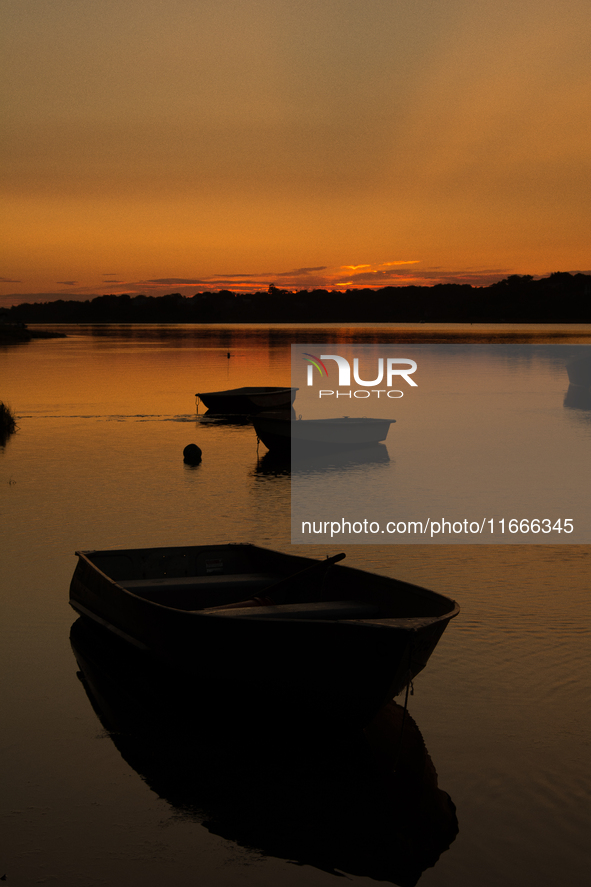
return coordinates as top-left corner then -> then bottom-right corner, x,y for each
0,326 -> 67,342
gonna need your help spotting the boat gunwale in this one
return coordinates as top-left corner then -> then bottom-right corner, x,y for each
71,544 -> 459,626
195,386 -> 298,398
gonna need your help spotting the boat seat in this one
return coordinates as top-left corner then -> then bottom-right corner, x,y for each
201,600 -> 381,620
120,573 -> 278,594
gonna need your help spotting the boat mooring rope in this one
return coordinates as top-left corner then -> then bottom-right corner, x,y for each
394,634 -> 415,769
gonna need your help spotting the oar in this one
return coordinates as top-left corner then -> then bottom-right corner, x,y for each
202,553 -> 346,611
261,552 -> 346,603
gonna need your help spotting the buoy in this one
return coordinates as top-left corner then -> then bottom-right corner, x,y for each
183,443 -> 202,464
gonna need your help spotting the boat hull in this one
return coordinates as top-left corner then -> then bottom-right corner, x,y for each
254,414 -> 395,452
196,387 -> 298,413
69,544 -> 458,727
566,355 -> 591,388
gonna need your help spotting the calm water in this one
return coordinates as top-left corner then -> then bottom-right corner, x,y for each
1,324 -> 590,887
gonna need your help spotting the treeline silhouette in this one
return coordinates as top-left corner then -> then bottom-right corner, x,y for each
5,273 -> 591,324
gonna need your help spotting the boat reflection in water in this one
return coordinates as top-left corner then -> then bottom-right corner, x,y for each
198,407 -> 297,427
197,411 -> 255,426
565,352 -> 591,389
254,442 -> 390,477
564,352 -> 591,412
564,384 -> 591,412
71,618 -> 458,886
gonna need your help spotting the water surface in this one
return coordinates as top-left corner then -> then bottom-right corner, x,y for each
1,323 -> 590,886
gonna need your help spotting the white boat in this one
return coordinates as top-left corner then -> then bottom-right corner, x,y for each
253,412 -> 395,452
566,354 -> 591,388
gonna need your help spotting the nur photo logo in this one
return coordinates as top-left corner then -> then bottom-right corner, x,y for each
302,352 -> 418,398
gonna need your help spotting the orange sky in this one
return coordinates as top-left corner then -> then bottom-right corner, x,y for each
2,0 -> 591,306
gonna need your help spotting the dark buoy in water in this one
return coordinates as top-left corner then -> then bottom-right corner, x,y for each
183,443 -> 202,464
227,352 -> 231,358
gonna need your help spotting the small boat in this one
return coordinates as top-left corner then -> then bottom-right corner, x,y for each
69,544 -> 459,727
253,412 -> 395,452
565,354 -> 591,388
195,386 -> 298,413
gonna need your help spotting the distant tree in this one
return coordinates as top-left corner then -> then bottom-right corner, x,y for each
267,283 -> 289,296
498,275 -> 534,286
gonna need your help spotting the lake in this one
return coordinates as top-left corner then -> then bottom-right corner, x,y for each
1,323 -> 590,887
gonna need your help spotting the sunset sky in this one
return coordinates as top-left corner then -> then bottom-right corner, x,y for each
2,0 -> 591,306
